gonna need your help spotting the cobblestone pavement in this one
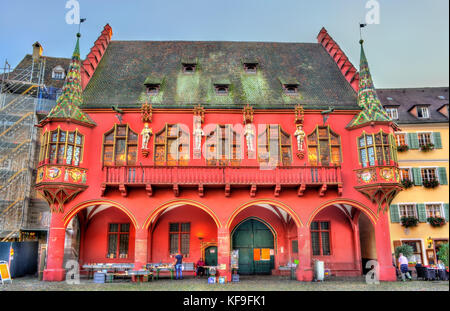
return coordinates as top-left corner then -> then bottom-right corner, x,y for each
1,275 -> 449,291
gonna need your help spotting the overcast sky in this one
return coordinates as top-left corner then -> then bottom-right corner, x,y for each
0,0 -> 448,88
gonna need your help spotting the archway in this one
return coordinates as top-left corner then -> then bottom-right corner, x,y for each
231,217 -> 275,275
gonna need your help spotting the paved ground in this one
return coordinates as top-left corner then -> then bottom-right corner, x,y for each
1,275 -> 449,291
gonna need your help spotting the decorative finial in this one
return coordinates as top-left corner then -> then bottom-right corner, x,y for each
77,32 -> 81,38
359,39 -> 364,45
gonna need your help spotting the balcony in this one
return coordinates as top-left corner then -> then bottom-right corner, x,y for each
101,165 -> 343,197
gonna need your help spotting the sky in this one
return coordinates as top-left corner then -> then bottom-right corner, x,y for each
0,0 -> 448,88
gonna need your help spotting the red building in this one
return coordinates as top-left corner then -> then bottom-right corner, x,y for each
36,25 -> 402,282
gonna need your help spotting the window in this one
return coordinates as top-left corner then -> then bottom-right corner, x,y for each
169,222 -> 190,255
307,126 -> 341,166
258,125 -> 292,166
395,133 -> 407,146
399,204 -> 417,218
154,124 -> 189,166
385,107 -> 398,120
283,84 -> 299,95
52,66 -> 65,80
421,168 -> 437,183
146,84 -> 160,95
417,106 -> 429,119
399,168 -> 412,181
358,131 -> 396,167
205,124 -> 241,166
182,63 -> 196,74
401,240 -> 423,264
102,124 -> 138,166
311,221 -> 331,256
418,132 -> 432,147
39,129 -> 84,165
107,223 -> 130,259
244,63 -> 258,73
214,84 -> 229,95
426,204 -> 443,218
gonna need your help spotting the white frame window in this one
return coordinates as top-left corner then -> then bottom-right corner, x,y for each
425,203 -> 443,218
417,132 -> 433,147
399,167 -> 412,181
51,66 -> 65,80
421,167 -> 438,183
399,203 -> 417,218
395,132 -> 408,146
417,106 -> 429,119
386,107 -> 398,120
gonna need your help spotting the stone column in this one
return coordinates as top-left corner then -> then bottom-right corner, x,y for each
43,211 -> 66,281
296,226 -> 313,281
374,214 -> 396,281
217,227 -> 231,281
134,228 -> 149,270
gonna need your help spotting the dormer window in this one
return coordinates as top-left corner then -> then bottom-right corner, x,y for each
437,96 -> 446,100
52,66 -> 65,80
385,107 -> 398,120
283,84 -> 299,95
417,106 -> 429,119
244,63 -> 258,73
146,84 -> 160,95
182,63 -> 196,74
214,84 -> 229,95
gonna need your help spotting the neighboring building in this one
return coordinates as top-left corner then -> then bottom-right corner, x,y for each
0,41 -> 70,246
379,87 -> 449,266
36,25 -> 403,282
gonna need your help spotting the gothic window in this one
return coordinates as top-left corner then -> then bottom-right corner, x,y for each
357,131 -> 397,167
311,221 -> 331,256
257,125 -> 292,166
169,222 -> 190,255
102,124 -> 138,166
39,129 -> 84,166
107,223 -> 130,259
154,124 -> 189,166
307,126 -> 341,166
205,124 -> 241,166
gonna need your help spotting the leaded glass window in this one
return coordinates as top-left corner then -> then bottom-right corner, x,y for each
102,124 -> 138,166
307,126 -> 341,165
39,129 -> 84,166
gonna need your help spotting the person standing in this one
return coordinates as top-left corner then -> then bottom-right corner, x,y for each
174,252 -> 183,280
398,253 -> 412,281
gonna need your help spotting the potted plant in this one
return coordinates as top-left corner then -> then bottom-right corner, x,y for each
397,144 -> 409,152
401,179 -> 413,189
437,243 -> 449,267
420,143 -> 434,151
423,178 -> 439,188
401,216 -> 419,228
395,244 -> 414,260
427,216 -> 446,227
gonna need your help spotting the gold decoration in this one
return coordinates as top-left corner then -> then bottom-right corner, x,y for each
141,101 -> 152,123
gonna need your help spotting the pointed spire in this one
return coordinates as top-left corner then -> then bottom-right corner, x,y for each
43,33 -> 95,126
346,40 -> 391,129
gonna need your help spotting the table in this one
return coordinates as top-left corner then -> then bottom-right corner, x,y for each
425,268 -> 448,281
153,267 -> 175,280
128,270 -> 154,283
82,264 -> 134,279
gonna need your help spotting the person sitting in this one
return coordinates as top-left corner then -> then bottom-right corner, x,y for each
437,260 -> 446,270
196,258 -> 205,277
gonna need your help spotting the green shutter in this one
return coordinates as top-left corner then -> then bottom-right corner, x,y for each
389,134 -> 398,162
412,167 -> 422,185
438,167 -> 448,185
432,132 -> 442,149
444,203 -> 449,222
408,133 -> 419,149
417,204 -> 427,222
390,204 -> 400,223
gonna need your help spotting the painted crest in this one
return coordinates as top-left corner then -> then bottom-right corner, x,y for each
46,167 -> 61,180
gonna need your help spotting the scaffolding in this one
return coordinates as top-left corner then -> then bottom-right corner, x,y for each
0,57 -> 46,241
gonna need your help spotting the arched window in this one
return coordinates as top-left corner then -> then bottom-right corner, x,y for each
205,124 -> 241,166
307,126 -> 341,166
357,131 -> 397,167
39,128 -> 84,165
154,124 -> 189,166
102,124 -> 138,166
257,125 -> 292,166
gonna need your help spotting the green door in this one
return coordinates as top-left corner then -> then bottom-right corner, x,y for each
204,246 -> 218,266
232,219 -> 274,275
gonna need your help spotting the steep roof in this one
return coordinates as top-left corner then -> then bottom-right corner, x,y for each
82,40 -> 358,110
43,34 -> 95,126
378,87 -> 449,124
346,40 -> 392,129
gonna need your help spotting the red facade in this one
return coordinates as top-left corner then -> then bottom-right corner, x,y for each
36,25 -> 401,282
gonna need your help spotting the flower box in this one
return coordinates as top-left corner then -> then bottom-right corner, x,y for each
427,216 -> 446,227
423,178 -> 439,188
420,143 -> 434,152
401,179 -> 413,189
397,144 -> 409,152
401,216 -> 419,228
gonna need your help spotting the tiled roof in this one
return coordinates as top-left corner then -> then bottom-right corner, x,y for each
378,87 -> 449,124
82,40 -> 358,110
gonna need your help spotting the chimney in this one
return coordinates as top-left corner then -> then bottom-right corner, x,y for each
32,42 -> 43,61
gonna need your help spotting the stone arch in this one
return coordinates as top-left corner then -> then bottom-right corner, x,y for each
63,199 -> 138,229
225,199 -> 303,230
142,199 -> 221,230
